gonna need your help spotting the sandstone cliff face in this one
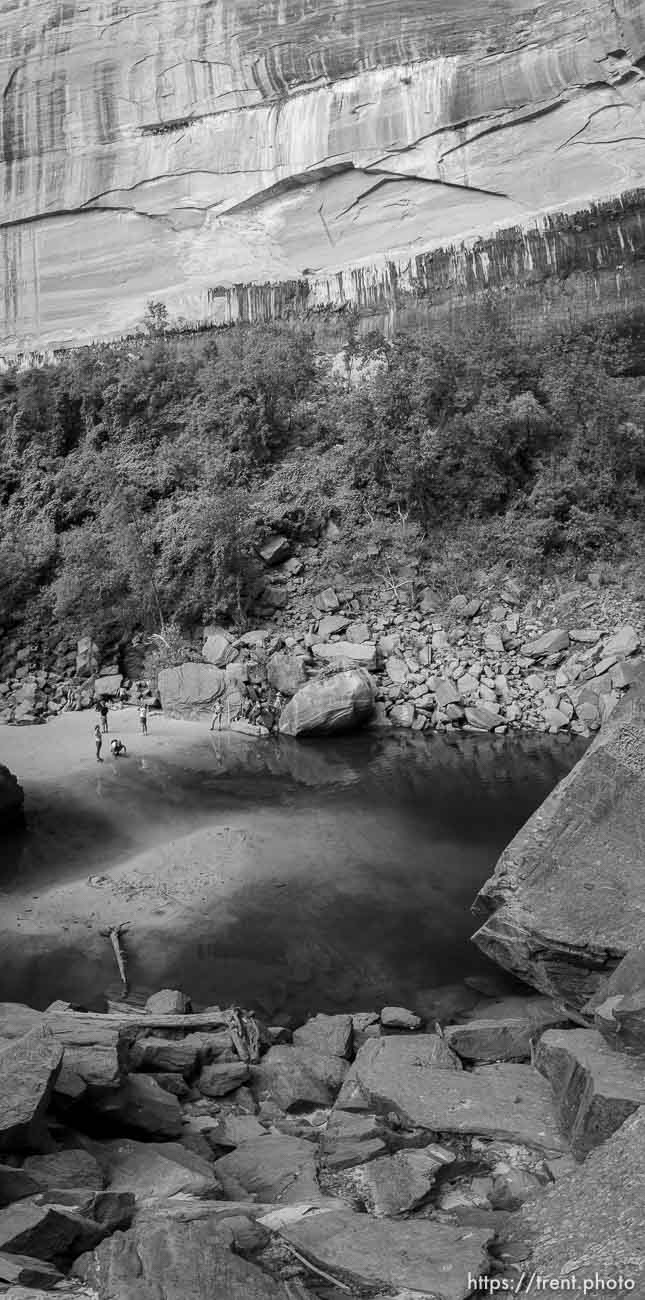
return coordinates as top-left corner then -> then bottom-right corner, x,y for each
1,0 -> 645,350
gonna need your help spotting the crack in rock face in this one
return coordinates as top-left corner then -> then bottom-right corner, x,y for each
1,0 -> 645,349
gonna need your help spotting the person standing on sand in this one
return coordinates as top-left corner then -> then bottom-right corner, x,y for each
98,699 -> 109,733
139,701 -> 148,735
94,724 -> 103,762
210,701 -> 223,731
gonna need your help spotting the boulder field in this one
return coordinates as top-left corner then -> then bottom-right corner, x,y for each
0,976 -> 643,1299
2,569 -> 643,739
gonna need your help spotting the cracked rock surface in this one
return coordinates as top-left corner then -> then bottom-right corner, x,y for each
1,0 -> 645,349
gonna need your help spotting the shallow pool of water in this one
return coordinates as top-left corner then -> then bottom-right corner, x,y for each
2,728 -> 585,1020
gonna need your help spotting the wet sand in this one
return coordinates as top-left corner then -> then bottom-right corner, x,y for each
0,711 -> 585,1020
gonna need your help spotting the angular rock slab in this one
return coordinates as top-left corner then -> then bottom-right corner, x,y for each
91,1138 -> 219,1202
0,1251 -> 63,1289
473,671 -> 645,1006
282,1207 -> 492,1299
336,1037 -> 566,1152
335,1033 -> 460,1111
89,1075 -> 183,1138
0,1199 -> 104,1265
520,1108 -> 645,1299
349,1148 -> 441,1216
444,1014 -> 557,1063
75,1216 -> 308,1300
535,1028 -> 645,1159
0,1031 -> 62,1152
292,1013 -> 353,1059
22,1150 -> 104,1192
214,1136 -> 319,1204
252,1045 -> 348,1110
279,669 -> 374,736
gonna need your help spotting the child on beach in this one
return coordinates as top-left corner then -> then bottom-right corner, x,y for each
94,724 -> 103,762
110,738 -> 127,757
139,702 -> 148,735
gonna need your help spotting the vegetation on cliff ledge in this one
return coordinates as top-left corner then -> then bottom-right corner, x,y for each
1,303 -> 643,644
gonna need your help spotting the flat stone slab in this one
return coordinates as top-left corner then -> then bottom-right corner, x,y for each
473,671 -> 645,1006
520,1107 -> 645,1298
535,1028 -> 645,1158
335,1037 -> 566,1151
282,1206 -> 492,1298
91,1139 -> 219,1202
214,1136 -> 319,1204
444,1010 -> 563,1062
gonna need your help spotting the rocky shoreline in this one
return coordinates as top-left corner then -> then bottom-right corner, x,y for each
3,571 -> 641,742
0,966 -> 643,1300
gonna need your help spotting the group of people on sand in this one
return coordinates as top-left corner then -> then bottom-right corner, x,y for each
210,685 -> 284,733
93,686 -> 151,762
93,725 -> 127,762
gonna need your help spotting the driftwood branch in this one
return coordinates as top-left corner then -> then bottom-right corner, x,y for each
281,1242 -> 352,1293
100,924 -> 130,997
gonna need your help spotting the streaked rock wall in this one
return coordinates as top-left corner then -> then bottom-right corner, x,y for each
1,0 -> 644,351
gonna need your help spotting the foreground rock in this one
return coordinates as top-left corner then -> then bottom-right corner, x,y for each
535,1028 -> 645,1159
279,669 -> 374,736
444,997 -> 567,1063
76,1215 -> 310,1300
0,1199 -> 104,1264
472,672 -> 645,1006
214,1136 -> 319,1204
0,1031 -> 62,1151
520,1108 -> 645,1298
336,1037 -> 566,1152
91,1139 -> 219,1201
0,765 -> 24,830
281,1206 -> 492,1299
253,1045 -> 347,1110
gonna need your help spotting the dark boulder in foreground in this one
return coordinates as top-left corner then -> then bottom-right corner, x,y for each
0,764 -> 24,830
472,671 -> 645,1007
279,668 -> 374,736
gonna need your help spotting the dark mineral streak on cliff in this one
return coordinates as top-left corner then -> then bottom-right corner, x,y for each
0,0 -> 644,349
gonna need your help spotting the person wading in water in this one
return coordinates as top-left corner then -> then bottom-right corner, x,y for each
94,724 -> 103,763
98,699 -> 109,733
139,701 -> 148,735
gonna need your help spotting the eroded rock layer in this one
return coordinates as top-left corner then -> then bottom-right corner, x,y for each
1,0 -> 645,350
